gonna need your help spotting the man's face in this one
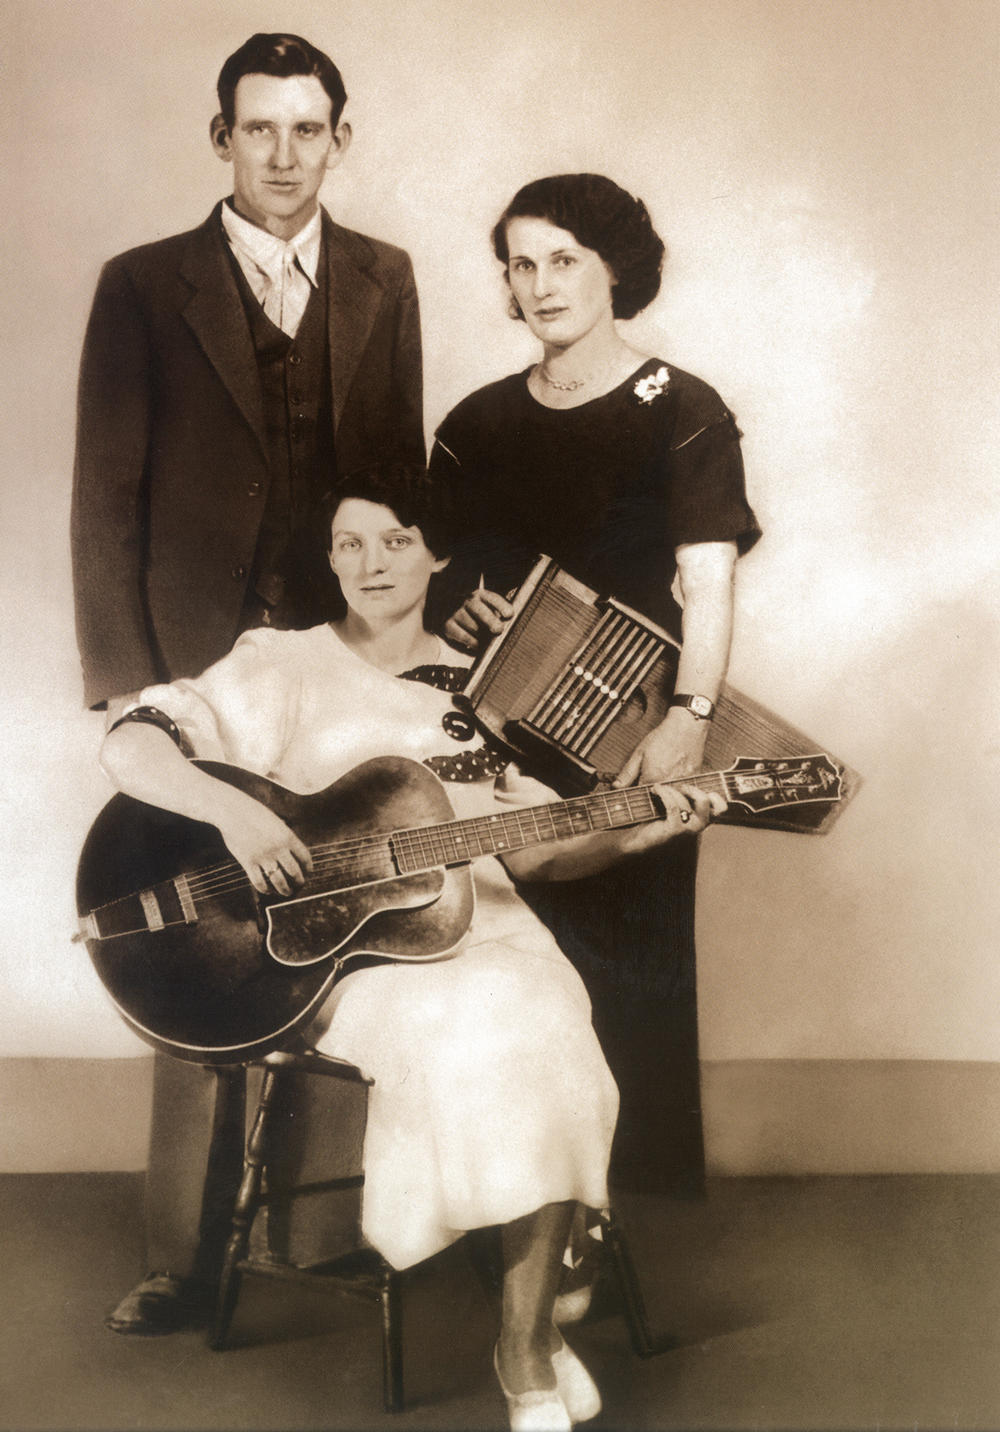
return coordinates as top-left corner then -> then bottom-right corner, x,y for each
215,73 -> 349,239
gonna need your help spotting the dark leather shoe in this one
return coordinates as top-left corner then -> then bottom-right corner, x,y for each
105,1272 -> 215,1336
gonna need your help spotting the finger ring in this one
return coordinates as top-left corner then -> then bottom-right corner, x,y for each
679,810 -> 691,824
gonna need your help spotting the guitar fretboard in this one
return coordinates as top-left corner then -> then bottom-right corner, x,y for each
389,782 -> 692,873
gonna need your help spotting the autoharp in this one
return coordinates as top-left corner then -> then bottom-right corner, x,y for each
462,557 -> 859,834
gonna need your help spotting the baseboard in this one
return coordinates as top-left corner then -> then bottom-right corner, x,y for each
702,1059 -> 1000,1175
3,1056 -> 1000,1174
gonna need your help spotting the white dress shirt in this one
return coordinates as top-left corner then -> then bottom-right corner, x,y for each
221,202 -> 322,339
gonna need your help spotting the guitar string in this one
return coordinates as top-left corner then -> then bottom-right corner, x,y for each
169,758 -> 821,904
131,761 -> 812,907
180,785 -> 667,901
167,782 -> 677,904
187,775 -> 690,881
95,761 -> 827,919
182,778 -> 682,884
176,765 -> 771,906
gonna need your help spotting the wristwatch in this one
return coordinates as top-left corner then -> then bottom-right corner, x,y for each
669,693 -> 716,721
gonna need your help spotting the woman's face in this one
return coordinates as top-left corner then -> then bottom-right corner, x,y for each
328,498 -> 448,625
505,216 -> 616,347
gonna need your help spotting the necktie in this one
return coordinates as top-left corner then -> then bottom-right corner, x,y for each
260,248 -> 308,337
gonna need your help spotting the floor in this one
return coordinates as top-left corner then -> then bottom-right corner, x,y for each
2,1173 -> 998,1432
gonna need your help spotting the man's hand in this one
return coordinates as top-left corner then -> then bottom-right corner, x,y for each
444,588 -> 513,652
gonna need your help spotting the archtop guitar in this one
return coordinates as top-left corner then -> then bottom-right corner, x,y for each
77,752 -> 843,1064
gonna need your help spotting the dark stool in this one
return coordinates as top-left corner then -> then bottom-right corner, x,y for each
208,1047 -> 405,1413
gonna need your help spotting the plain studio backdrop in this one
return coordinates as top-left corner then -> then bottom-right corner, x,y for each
1,0 -> 998,1175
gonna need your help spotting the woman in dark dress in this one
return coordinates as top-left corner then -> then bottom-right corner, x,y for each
428,174 -> 761,1210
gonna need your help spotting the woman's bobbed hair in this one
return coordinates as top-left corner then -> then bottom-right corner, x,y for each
492,174 -> 665,321
322,461 -> 455,560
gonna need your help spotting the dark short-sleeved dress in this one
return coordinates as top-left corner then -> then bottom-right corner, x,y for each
428,358 -> 761,1195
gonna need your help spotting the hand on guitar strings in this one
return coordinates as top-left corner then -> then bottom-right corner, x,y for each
657,781 -> 724,834
216,796 -> 314,896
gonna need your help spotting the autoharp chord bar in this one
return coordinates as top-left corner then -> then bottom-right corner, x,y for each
528,607 -> 621,729
541,612 -> 631,746
526,607 -> 665,758
553,624 -> 653,753
574,628 -> 663,756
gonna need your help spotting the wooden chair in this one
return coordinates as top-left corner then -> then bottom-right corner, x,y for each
208,1047 -> 405,1413
208,1049 -> 674,1416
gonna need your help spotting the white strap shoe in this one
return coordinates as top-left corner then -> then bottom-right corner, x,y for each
494,1343 -> 572,1432
551,1331 -> 602,1424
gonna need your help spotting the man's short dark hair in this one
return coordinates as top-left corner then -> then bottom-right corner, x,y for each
217,33 -> 348,130
492,173 -> 665,322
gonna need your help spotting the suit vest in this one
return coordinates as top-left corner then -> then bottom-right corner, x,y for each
229,249 -> 337,627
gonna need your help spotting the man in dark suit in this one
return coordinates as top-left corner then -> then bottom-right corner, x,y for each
72,31 -> 423,716
73,33 -> 424,1333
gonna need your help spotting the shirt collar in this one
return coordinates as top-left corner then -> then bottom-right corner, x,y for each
221,201 -> 323,286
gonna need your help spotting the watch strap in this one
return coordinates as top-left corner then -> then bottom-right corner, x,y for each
669,692 -> 716,721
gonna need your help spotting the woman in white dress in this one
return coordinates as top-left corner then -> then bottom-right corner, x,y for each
100,463 -> 721,1430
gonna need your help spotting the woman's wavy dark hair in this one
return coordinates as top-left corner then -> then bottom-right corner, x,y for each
321,461 -> 455,559
492,174 -> 665,321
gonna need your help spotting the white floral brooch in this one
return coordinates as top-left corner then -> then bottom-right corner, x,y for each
633,366 -> 670,404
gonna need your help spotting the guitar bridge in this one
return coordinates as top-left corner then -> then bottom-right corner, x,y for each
174,874 -> 198,924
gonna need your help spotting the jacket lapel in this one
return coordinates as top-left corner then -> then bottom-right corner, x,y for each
179,204 -> 267,454
323,212 -> 382,433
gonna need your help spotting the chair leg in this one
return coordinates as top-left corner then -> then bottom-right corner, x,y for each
465,1224 -> 503,1302
379,1262 -> 404,1413
602,1207 -> 676,1358
209,1066 -> 278,1350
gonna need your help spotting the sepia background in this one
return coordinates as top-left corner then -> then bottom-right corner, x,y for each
2,0 -> 998,1176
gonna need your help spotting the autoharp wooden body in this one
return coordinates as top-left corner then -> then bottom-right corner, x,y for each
462,557 -> 859,834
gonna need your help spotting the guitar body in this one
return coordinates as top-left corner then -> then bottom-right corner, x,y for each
78,748 -> 844,1065
77,758 -> 474,1065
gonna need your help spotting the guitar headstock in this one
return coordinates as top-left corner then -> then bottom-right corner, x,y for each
722,754 -> 843,815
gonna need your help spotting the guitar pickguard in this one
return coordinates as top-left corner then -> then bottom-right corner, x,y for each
266,868 -> 447,966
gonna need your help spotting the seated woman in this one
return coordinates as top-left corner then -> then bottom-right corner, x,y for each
100,462 -> 722,1431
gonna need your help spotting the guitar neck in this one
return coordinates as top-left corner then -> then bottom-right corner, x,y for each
389,771 -> 729,874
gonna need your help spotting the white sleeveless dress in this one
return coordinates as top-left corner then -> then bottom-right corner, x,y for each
138,624 -> 618,1269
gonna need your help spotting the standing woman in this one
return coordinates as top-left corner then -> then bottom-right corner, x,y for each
429,174 -> 761,1210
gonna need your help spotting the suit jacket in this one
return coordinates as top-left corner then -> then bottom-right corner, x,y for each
72,202 -> 424,709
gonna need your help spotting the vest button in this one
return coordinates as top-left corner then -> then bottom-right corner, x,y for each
288,351 -> 302,366
232,564 -> 247,580
247,481 -> 261,497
